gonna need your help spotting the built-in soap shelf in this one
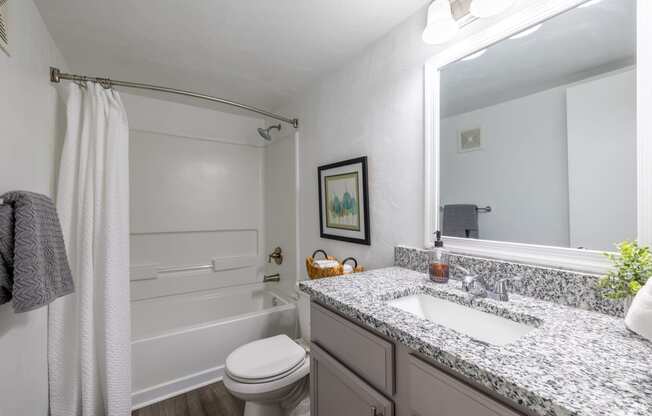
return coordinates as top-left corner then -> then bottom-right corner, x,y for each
129,255 -> 258,281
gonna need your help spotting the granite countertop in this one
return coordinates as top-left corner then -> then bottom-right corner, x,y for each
299,267 -> 652,416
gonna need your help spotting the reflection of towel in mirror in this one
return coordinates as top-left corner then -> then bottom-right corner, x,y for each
443,204 -> 479,238
625,278 -> 652,342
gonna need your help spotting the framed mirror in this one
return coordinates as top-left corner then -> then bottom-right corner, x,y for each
424,0 -> 650,273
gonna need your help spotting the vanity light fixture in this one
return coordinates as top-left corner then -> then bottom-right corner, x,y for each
422,0 -> 459,45
579,0 -> 604,7
461,48 -> 487,61
469,0 -> 516,18
509,23 -> 543,40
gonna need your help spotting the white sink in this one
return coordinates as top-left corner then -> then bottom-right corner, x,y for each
387,294 -> 536,346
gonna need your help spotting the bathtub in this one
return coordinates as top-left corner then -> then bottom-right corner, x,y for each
131,284 -> 297,409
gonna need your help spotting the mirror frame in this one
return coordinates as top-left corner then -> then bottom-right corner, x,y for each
424,0 -> 651,274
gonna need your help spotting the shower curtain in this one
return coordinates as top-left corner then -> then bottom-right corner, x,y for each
48,83 -> 131,416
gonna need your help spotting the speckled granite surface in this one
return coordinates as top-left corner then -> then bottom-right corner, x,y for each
394,246 -> 624,317
299,267 -> 652,416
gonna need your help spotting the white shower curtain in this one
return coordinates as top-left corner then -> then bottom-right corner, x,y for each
48,82 -> 131,416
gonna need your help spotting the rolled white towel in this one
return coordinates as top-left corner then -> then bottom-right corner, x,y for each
343,264 -> 354,274
625,278 -> 652,342
313,259 -> 339,269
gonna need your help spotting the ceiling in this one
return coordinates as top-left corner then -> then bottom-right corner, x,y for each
34,0 -> 430,116
441,0 -> 636,117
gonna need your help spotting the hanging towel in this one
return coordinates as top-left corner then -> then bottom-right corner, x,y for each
625,278 -> 652,342
0,191 -> 74,313
443,204 -> 479,238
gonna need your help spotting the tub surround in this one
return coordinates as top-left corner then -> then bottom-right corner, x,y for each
395,246 -> 623,317
299,267 -> 652,416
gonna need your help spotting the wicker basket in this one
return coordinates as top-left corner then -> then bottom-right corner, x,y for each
306,250 -> 364,280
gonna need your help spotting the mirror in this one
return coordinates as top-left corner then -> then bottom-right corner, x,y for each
438,0 -> 636,252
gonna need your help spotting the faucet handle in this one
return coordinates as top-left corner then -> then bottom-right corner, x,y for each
495,274 -> 523,301
462,274 -> 485,294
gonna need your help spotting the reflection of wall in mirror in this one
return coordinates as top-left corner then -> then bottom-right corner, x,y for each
440,68 -> 636,251
567,68 -> 637,252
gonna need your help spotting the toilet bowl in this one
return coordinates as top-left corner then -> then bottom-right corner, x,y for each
223,334 -> 310,416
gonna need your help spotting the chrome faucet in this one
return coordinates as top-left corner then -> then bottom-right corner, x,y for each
494,275 -> 523,301
454,265 -> 522,302
462,274 -> 490,298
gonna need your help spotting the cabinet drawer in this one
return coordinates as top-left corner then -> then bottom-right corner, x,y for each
409,355 -> 524,416
311,302 -> 395,395
311,342 -> 394,416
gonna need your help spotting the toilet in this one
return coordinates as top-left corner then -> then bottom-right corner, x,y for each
223,289 -> 311,416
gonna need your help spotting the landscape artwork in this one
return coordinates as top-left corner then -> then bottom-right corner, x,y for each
318,156 -> 370,245
325,172 -> 360,231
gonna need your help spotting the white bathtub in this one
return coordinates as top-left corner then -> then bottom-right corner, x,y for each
131,284 -> 297,409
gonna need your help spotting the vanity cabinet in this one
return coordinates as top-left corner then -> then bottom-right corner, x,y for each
311,342 -> 394,416
311,301 -> 395,395
408,355 -> 522,416
310,301 -> 528,416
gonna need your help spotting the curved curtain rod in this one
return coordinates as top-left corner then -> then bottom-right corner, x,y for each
49,67 -> 299,128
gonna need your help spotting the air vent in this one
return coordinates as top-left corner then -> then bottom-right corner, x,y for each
0,0 -> 8,54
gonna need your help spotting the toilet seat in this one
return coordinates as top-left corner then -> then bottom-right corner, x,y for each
227,357 -> 306,384
225,335 -> 307,385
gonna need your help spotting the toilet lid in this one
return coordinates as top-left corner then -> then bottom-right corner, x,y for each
226,335 -> 306,381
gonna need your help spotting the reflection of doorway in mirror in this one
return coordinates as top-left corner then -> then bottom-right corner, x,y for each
458,128 -> 483,153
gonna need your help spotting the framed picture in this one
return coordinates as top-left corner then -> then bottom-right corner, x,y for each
318,156 -> 370,245
458,127 -> 483,153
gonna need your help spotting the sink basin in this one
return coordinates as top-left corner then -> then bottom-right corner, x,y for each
387,294 -> 536,346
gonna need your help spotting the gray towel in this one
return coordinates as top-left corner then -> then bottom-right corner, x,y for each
0,191 -> 74,313
443,204 -> 479,239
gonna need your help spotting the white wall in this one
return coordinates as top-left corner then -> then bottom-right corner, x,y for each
440,86 -> 571,247
122,93 -> 268,301
0,1 -> 68,414
567,68 -> 637,250
277,1 -> 541,275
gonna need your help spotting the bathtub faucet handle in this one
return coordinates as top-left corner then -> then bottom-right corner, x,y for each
268,247 -> 283,265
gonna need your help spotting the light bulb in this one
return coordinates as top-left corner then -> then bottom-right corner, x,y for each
422,1 -> 459,45
470,0 -> 516,18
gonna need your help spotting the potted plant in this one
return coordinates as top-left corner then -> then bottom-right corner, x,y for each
599,241 -> 652,314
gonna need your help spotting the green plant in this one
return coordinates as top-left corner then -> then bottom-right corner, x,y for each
599,241 -> 652,300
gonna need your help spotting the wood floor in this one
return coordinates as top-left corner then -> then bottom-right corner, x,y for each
132,382 -> 245,416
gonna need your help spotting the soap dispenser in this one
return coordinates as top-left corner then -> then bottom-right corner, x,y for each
429,231 -> 450,283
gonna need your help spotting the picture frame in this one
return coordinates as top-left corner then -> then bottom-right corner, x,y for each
458,127 -> 483,153
318,156 -> 370,245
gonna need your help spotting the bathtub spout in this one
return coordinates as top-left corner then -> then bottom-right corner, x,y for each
263,273 -> 281,283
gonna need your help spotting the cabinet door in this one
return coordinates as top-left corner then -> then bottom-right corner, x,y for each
311,342 -> 394,416
311,302 -> 395,395
409,355 -> 524,416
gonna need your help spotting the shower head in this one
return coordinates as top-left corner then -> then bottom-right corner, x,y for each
257,124 -> 282,141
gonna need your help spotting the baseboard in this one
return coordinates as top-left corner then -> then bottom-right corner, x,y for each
131,365 -> 225,410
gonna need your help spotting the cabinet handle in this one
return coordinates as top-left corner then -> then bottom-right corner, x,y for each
371,406 -> 383,416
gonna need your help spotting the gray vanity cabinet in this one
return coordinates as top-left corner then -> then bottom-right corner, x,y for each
310,301 -> 528,416
311,342 -> 394,416
311,301 -> 395,396
408,355 -> 523,416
